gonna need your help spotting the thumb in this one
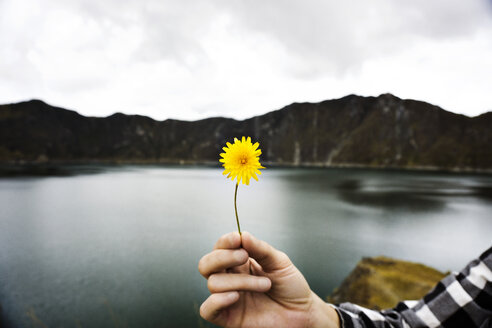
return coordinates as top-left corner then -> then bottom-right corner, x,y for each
241,231 -> 291,272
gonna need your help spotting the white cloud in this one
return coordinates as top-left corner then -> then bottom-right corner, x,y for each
0,0 -> 491,120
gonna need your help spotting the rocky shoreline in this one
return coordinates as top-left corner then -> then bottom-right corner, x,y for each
1,161 -> 491,178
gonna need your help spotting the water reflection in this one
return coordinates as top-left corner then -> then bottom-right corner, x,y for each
335,179 -> 445,212
0,167 -> 491,328
471,185 -> 492,201
0,164 -> 108,177
335,176 -> 492,212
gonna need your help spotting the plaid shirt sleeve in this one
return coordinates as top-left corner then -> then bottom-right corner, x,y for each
331,246 -> 492,328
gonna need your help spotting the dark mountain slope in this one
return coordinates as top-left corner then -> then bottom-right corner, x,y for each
0,94 -> 491,171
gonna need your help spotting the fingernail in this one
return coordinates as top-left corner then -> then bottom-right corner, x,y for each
246,232 -> 256,242
227,292 -> 238,300
259,278 -> 271,290
234,250 -> 247,261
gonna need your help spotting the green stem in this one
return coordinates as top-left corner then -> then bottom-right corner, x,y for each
234,182 -> 241,235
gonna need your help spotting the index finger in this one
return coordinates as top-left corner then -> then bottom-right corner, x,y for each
213,232 -> 241,250
241,231 -> 291,272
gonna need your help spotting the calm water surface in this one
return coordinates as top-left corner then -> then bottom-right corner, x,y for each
0,167 -> 491,327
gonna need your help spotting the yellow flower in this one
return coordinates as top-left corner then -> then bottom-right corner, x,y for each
219,136 -> 264,185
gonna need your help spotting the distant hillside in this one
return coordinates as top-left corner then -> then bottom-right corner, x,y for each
1,94 -> 491,171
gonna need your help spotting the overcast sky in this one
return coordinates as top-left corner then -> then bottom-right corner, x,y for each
1,0 -> 492,121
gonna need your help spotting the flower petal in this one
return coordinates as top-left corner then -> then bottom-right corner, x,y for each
219,136 -> 264,185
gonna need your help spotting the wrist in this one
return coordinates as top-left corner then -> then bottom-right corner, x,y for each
308,292 -> 340,328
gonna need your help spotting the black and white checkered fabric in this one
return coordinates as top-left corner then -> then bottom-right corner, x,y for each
332,246 -> 492,328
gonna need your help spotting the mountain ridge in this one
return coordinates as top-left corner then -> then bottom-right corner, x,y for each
1,94 -> 491,172
10,93 -> 489,122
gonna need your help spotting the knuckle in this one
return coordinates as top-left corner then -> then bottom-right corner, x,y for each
197,256 -> 208,276
215,233 -> 231,249
199,302 -> 208,319
226,232 -> 238,247
228,233 -> 235,245
277,251 -> 290,264
224,232 -> 235,242
215,235 -> 227,246
207,274 -> 219,292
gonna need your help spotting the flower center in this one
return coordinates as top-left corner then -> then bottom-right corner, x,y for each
241,158 -> 247,164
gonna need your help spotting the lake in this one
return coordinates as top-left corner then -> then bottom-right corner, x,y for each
0,166 -> 491,327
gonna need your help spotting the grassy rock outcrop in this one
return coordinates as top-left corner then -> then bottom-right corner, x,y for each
328,256 -> 446,310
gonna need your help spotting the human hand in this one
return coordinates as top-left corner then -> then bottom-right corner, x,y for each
198,231 -> 340,328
